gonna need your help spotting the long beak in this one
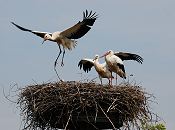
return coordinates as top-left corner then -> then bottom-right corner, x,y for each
99,53 -> 106,58
99,55 -> 105,58
99,52 -> 109,58
42,39 -> 47,44
42,39 -> 46,44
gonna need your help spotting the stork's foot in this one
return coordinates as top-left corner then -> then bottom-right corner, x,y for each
54,66 -> 63,81
108,82 -> 113,88
59,79 -> 64,82
109,84 -> 113,88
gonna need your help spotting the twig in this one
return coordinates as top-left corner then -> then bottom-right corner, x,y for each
76,85 -> 82,103
94,101 -> 98,123
107,97 -> 118,113
98,104 -> 116,130
3,84 -> 18,103
84,120 -> 99,130
64,111 -> 72,130
92,97 -> 98,123
89,77 -> 98,83
32,79 -> 38,85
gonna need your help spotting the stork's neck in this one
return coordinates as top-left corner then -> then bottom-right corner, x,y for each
94,59 -> 100,65
105,54 -> 110,61
49,35 -> 55,41
94,59 -> 102,70
46,32 -> 60,41
51,32 -> 61,41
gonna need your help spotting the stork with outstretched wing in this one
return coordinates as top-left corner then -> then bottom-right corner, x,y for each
78,55 -> 113,85
11,10 -> 98,68
100,50 -> 143,85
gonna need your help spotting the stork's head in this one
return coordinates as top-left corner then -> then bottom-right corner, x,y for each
100,50 -> 114,58
42,34 -> 51,44
107,50 -> 114,55
93,55 -> 99,60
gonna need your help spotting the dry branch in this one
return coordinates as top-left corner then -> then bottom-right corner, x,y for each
18,81 -> 153,130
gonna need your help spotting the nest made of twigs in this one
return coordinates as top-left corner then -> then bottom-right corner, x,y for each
18,81 -> 153,130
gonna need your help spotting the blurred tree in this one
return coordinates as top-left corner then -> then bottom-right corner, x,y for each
141,120 -> 166,130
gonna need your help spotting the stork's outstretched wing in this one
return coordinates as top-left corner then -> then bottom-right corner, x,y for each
11,22 -> 51,38
78,58 -> 94,73
61,10 -> 98,39
114,52 -> 143,64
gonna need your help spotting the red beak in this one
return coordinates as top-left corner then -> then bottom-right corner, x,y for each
42,39 -> 46,44
99,52 -> 109,58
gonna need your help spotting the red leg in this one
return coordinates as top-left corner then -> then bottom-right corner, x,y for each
116,74 -> 117,85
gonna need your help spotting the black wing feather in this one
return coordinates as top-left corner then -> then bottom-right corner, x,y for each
11,22 -> 47,38
117,63 -> 126,79
69,23 -> 91,39
78,59 -> 94,73
63,10 -> 98,39
11,22 -> 32,32
115,52 -> 143,64
83,10 -> 98,26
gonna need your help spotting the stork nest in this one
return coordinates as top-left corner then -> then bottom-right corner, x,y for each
18,81 -> 153,130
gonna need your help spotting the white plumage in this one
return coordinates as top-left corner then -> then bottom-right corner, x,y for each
103,50 -> 126,82
101,50 -> 143,85
11,10 -> 98,67
78,55 -> 113,85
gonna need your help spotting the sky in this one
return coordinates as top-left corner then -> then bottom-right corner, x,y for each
0,0 -> 175,129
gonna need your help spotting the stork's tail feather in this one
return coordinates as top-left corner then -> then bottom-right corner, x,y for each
64,38 -> 77,50
123,75 -> 126,79
72,40 -> 77,48
119,74 -> 126,79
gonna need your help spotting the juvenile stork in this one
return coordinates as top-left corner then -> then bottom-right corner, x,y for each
78,55 -> 113,85
100,50 -> 143,85
11,10 -> 98,67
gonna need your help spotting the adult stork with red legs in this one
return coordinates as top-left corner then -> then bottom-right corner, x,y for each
78,55 -> 113,85
100,50 -> 143,85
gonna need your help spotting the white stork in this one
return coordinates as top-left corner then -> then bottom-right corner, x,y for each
78,55 -> 113,85
11,10 -> 98,67
100,50 -> 143,85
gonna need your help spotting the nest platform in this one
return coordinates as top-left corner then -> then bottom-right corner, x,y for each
18,81 -> 152,130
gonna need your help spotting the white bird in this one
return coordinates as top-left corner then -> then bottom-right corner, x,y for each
78,55 -> 113,85
11,10 -> 98,68
100,50 -> 143,85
